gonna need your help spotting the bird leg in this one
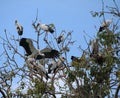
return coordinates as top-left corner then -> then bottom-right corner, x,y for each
44,32 -> 48,42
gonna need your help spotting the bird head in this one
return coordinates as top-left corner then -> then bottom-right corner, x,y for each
71,56 -> 74,60
37,22 -> 41,27
15,20 -> 18,25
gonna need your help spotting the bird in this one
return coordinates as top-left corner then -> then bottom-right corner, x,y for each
37,47 -> 60,59
99,19 -> 112,32
57,34 -> 64,44
89,39 -> 105,65
71,52 -> 87,67
48,57 -> 66,73
90,39 -> 99,57
15,20 -> 23,36
19,38 -> 60,59
37,22 -> 54,33
26,58 -> 49,80
37,22 -> 55,41
71,56 -> 79,62
19,38 -> 44,59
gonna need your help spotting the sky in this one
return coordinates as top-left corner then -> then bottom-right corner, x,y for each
0,0 -> 115,57
0,0 -> 119,97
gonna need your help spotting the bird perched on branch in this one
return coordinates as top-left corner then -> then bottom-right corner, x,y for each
90,39 -> 99,57
26,58 -> 49,80
19,38 -> 59,59
15,20 -> 23,36
37,22 -> 55,41
71,52 -> 87,67
71,56 -> 80,62
48,57 -> 66,73
57,34 -> 64,44
90,39 -> 105,65
37,22 -> 54,33
99,19 -> 112,32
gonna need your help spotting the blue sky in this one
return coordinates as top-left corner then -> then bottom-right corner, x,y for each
0,0 -> 118,96
0,0 -> 115,57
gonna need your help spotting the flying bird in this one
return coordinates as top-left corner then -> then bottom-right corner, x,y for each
15,20 -> 23,36
19,38 -> 59,59
19,38 -> 44,59
38,47 -> 60,59
99,19 -> 112,32
57,34 -> 64,44
48,57 -> 66,73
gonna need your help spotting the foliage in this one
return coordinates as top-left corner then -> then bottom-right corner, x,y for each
0,0 -> 120,98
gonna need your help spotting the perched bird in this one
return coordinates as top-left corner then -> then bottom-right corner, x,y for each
71,56 -> 79,62
99,19 -> 112,32
37,22 -> 54,33
19,38 -> 59,59
26,58 -> 49,80
71,52 -> 87,67
37,62 -> 50,80
15,20 -> 23,36
37,22 -> 55,41
90,39 -> 99,57
57,34 -> 64,44
48,57 -> 66,73
90,39 -> 105,65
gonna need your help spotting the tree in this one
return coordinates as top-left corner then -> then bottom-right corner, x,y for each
0,0 -> 120,98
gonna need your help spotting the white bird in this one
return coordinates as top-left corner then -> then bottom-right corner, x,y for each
15,20 -> 23,36
99,19 -> 112,32
48,57 -> 66,73
37,22 -> 54,33
37,62 -> 50,79
19,38 -> 59,59
37,22 -> 55,41
57,34 -> 64,44
26,58 -> 49,80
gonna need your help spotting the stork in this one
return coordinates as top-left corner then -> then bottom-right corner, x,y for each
57,34 -> 64,44
71,56 -> 79,62
99,19 -> 112,32
26,57 -> 49,80
37,22 -> 54,41
90,39 -> 99,57
19,38 -> 44,59
48,57 -> 66,73
71,53 -> 87,67
19,38 -> 59,59
15,20 -> 23,37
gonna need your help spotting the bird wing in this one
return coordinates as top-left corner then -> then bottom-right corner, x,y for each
19,38 -> 36,56
40,48 -> 59,58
